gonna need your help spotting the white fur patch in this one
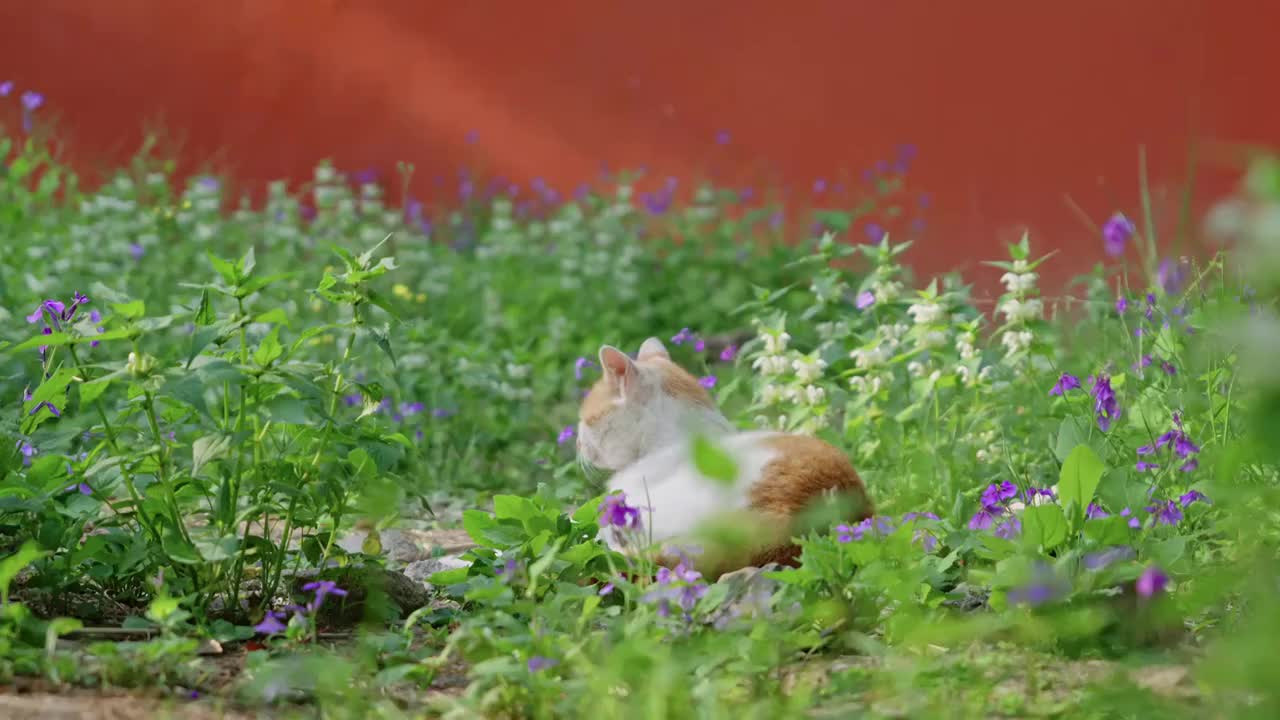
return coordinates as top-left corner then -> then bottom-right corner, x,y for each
599,430 -> 784,551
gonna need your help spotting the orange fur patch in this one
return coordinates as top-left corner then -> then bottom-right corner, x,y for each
579,377 -> 616,425
644,357 -> 716,409
743,434 -> 873,569
579,355 -> 716,426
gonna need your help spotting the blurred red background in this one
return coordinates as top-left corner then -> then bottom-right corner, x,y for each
4,1 -> 1278,294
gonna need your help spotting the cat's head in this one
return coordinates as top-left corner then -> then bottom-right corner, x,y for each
576,337 -> 729,470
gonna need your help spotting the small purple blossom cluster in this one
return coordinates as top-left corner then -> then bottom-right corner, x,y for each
599,492 -> 642,530
1048,372 -> 1120,431
1116,289 -> 1196,341
2,81 -> 44,133
642,558 -> 709,620
836,511 -> 940,551
967,480 -> 1032,538
342,393 -> 451,442
25,292 -> 104,355
253,580 -> 348,636
1102,212 -> 1136,257
1135,412 -> 1201,473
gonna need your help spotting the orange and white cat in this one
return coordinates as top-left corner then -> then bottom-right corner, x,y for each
577,337 -> 873,578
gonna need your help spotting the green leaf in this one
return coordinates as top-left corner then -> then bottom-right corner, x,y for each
493,495 -> 538,523
0,541 -> 47,603
1052,416 -> 1088,463
428,567 -> 470,587
1058,444 -> 1106,522
1083,516 -> 1132,546
208,253 -> 239,285
192,434 -> 233,477
253,327 -> 284,368
691,434 -> 738,485
113,299 -> 146,320
263,396 -> 311,425
79,377 -> 111,407
195,288 -> 216,326
1020,504 -> 1068,550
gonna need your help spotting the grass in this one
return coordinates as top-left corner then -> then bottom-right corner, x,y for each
2,96 -> 1280,719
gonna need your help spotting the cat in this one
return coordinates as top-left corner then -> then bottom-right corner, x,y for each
576,336 -> 874,578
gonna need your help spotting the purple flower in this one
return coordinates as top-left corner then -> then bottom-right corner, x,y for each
1120,507 -> 1141,529
1115,295 -> 1129,313
901,511 -> 940,523
1178,490 -> 1209,507
598,582 -> 615,596
968,505 -> 1002,530
1136,461 -> 1160,472
574,356 -> 594,380
301,580 -> 347,610
28,400 -> 60,417
864,222 -> 885,243
1102,212 -> 1135,257
694,338 -> 706,352
994,517 -> 1022,540
1083,546 -> 1135,570
1160,361 -> 1176,376
1023,487 -> 1055,503
129,243 -> 145,260
1145,500 -> 1183,526
21,90 -> 43,111
1007,568 -> 1068,607
813,178 -> 828,193
1157,258 -> 1190,295
855,290 -> 876,310
64,482 -> 92,496
715,130 -> 731,146
527,656 -> 558,673
980,480 -> 1018,509
599,493 -> 642,530
671,327 -> 696,346
1089,374 -> 1120,431
1178,458 -> 1199,473
254,611 -> 288,635
557,425 -> 575,445
698,375 -> 717,389
1049,373 -> 1082,396
0,81 -> 12,96
836,518 -> 873,542
432,408 -> 455,419
1136,566 -> 1169,597
719,344 -> 738,362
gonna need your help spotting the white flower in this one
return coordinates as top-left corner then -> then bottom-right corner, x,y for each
1000,271 -> 1038,294
999,297 -> 1043,323
1007,500 -> 1027,514
761,332 -> 791,355
908,361 -> 925,377
802,385 -> 826,406
919,329 -> 948,349
955,333 -> 978,360
907,301 -> 945,326
871,279 -> 903,303
928,369 -> 942,383
976,449 -> 991,463
850,345 -> 890,369
792,355 -> 828,383
752,354 -> 790,376
849,376 -> 866,392
760,384 -> 785,405
978,366 -> 994,381
1012,259 -> 1028,273
1000,330 -> 1034,355
956,365 -> 973,384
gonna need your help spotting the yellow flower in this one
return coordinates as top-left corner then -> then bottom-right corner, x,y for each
392,283 -> 412,299
415,293 -> 427,303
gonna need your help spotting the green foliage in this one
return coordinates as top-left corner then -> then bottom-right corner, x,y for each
1,112 -> 1278,718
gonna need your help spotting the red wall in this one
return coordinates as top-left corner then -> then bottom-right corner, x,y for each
4,1 -> 1278,294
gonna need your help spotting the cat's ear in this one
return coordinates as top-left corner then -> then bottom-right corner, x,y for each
598,345 -> 638,392
637,337 -> 669,361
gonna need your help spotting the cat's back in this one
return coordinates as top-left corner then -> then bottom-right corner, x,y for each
747,433 -> 871,517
